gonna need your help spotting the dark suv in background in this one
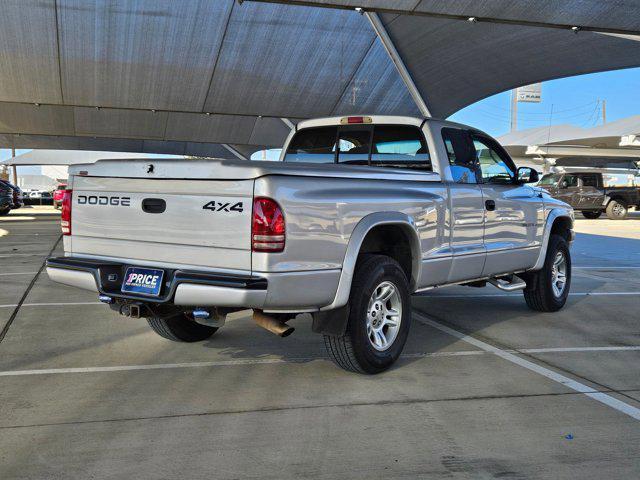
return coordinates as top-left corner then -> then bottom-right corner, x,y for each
0,181 -> 14,215
538,171 -> 640,219
0,179 -> 23,215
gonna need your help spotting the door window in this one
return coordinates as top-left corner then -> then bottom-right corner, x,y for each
472,136 -> 515,184
579,174 -> 598,187
538,174 -> 562,186
561,174 -> 579,188
441,128 -> 478,183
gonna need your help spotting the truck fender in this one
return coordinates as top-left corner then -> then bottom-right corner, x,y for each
530,208 -> 574,271
319,211 -> 421,313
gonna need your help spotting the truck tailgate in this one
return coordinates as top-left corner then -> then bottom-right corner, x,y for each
70,177 -> 253,271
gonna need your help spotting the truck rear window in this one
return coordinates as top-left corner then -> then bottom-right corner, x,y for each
284,125 -> 431,171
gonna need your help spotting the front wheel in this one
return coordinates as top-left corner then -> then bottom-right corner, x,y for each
323,254 -> 411,374
522,234 -> 571,312
581,211 -> 602,219
148,313 -> 218,342
606,200 -> 628,220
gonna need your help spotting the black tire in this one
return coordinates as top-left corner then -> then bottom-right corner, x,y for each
581,211 -> 602,219
323,254 -> 411,374
522,234 -> 571,312
147,313 -> 218,342
0,208 -> 10,216
606,199 -> 628,220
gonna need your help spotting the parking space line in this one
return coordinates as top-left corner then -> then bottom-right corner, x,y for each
520,346 -> 640,353
574,266 -> 640,269
0,272 -> 39,276
419,292 -> 640,298
0,302 -> 102,309
0,236 -> 62,343
414,312 -> 640,421
0,253 -> 51,258
2,345 -> 640,377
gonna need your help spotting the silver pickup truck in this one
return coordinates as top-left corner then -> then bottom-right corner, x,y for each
47,115 -> 574,373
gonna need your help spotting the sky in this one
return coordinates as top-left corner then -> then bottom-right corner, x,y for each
449,66 -> 640,138
3,66 -> 640,168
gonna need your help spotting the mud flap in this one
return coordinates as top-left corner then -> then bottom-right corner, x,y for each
311,304 -> 350,336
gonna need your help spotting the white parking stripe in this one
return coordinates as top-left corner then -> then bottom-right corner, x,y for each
1,346 -> 640,377
0,302 -> 102,309
574,266 -> 640,269
420,292 -> 640,298
0,272 -> 39,276
520,346 -> 640,353
415,313 -> 640,421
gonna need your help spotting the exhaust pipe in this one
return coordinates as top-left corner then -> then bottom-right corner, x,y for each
253,310 -> 294,337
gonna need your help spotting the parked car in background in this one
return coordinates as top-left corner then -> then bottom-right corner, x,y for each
538,171 -> 640,219
0,179 -> 23,210
24,189 -> 54,205
53,184 -> 68,209
0,181 -> 13,215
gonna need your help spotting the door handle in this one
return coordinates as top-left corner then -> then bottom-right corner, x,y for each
485,199 -> 496,211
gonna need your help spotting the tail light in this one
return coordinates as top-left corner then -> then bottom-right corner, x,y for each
252,197 -> 285,252
61,189 -> 73,235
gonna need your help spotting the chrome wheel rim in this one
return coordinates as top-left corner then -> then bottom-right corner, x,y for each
366,281 -> 402,352
551,251 -> 567,298
613,203 -> 625,216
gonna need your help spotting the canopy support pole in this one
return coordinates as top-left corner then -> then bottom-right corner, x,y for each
222,144 -> 248,161
11,147 -> 17,185
365,12 -> 431,117
280,118 -> 295,130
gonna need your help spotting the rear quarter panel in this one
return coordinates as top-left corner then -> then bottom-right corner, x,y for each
252,175 -> 448,275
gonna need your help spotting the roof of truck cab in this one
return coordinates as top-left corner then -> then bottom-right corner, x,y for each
295,116 -> 490,137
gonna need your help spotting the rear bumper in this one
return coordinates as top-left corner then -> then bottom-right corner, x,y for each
46,257 -> 268,308
46,256 -> 340,311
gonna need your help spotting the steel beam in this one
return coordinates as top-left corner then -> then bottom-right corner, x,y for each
222,144 -> 248,160
280,118 -> 295,130
364,12 -> 431,117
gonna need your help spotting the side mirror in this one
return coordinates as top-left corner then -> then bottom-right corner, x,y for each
516,166 -> 539,184
560,180 -> 569,189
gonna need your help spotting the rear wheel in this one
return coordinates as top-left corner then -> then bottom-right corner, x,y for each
323,254 -> 411,374
147,313 -> 218,342
606,199 -> 628,220
581,211 -> 601,219
522,234 -> 571,312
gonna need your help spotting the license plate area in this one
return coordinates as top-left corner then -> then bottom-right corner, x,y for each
121,267 -> 164,296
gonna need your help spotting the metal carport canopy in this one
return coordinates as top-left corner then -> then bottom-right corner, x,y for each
0,0 -> 640,155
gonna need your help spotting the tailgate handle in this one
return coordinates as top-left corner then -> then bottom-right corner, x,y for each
142,198 -> 166,214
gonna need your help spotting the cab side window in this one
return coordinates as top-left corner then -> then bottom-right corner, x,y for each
471,136 -> 515,185
441,127 -> 478,184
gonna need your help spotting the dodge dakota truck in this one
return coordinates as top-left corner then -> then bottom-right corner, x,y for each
46,115 -> 574,373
